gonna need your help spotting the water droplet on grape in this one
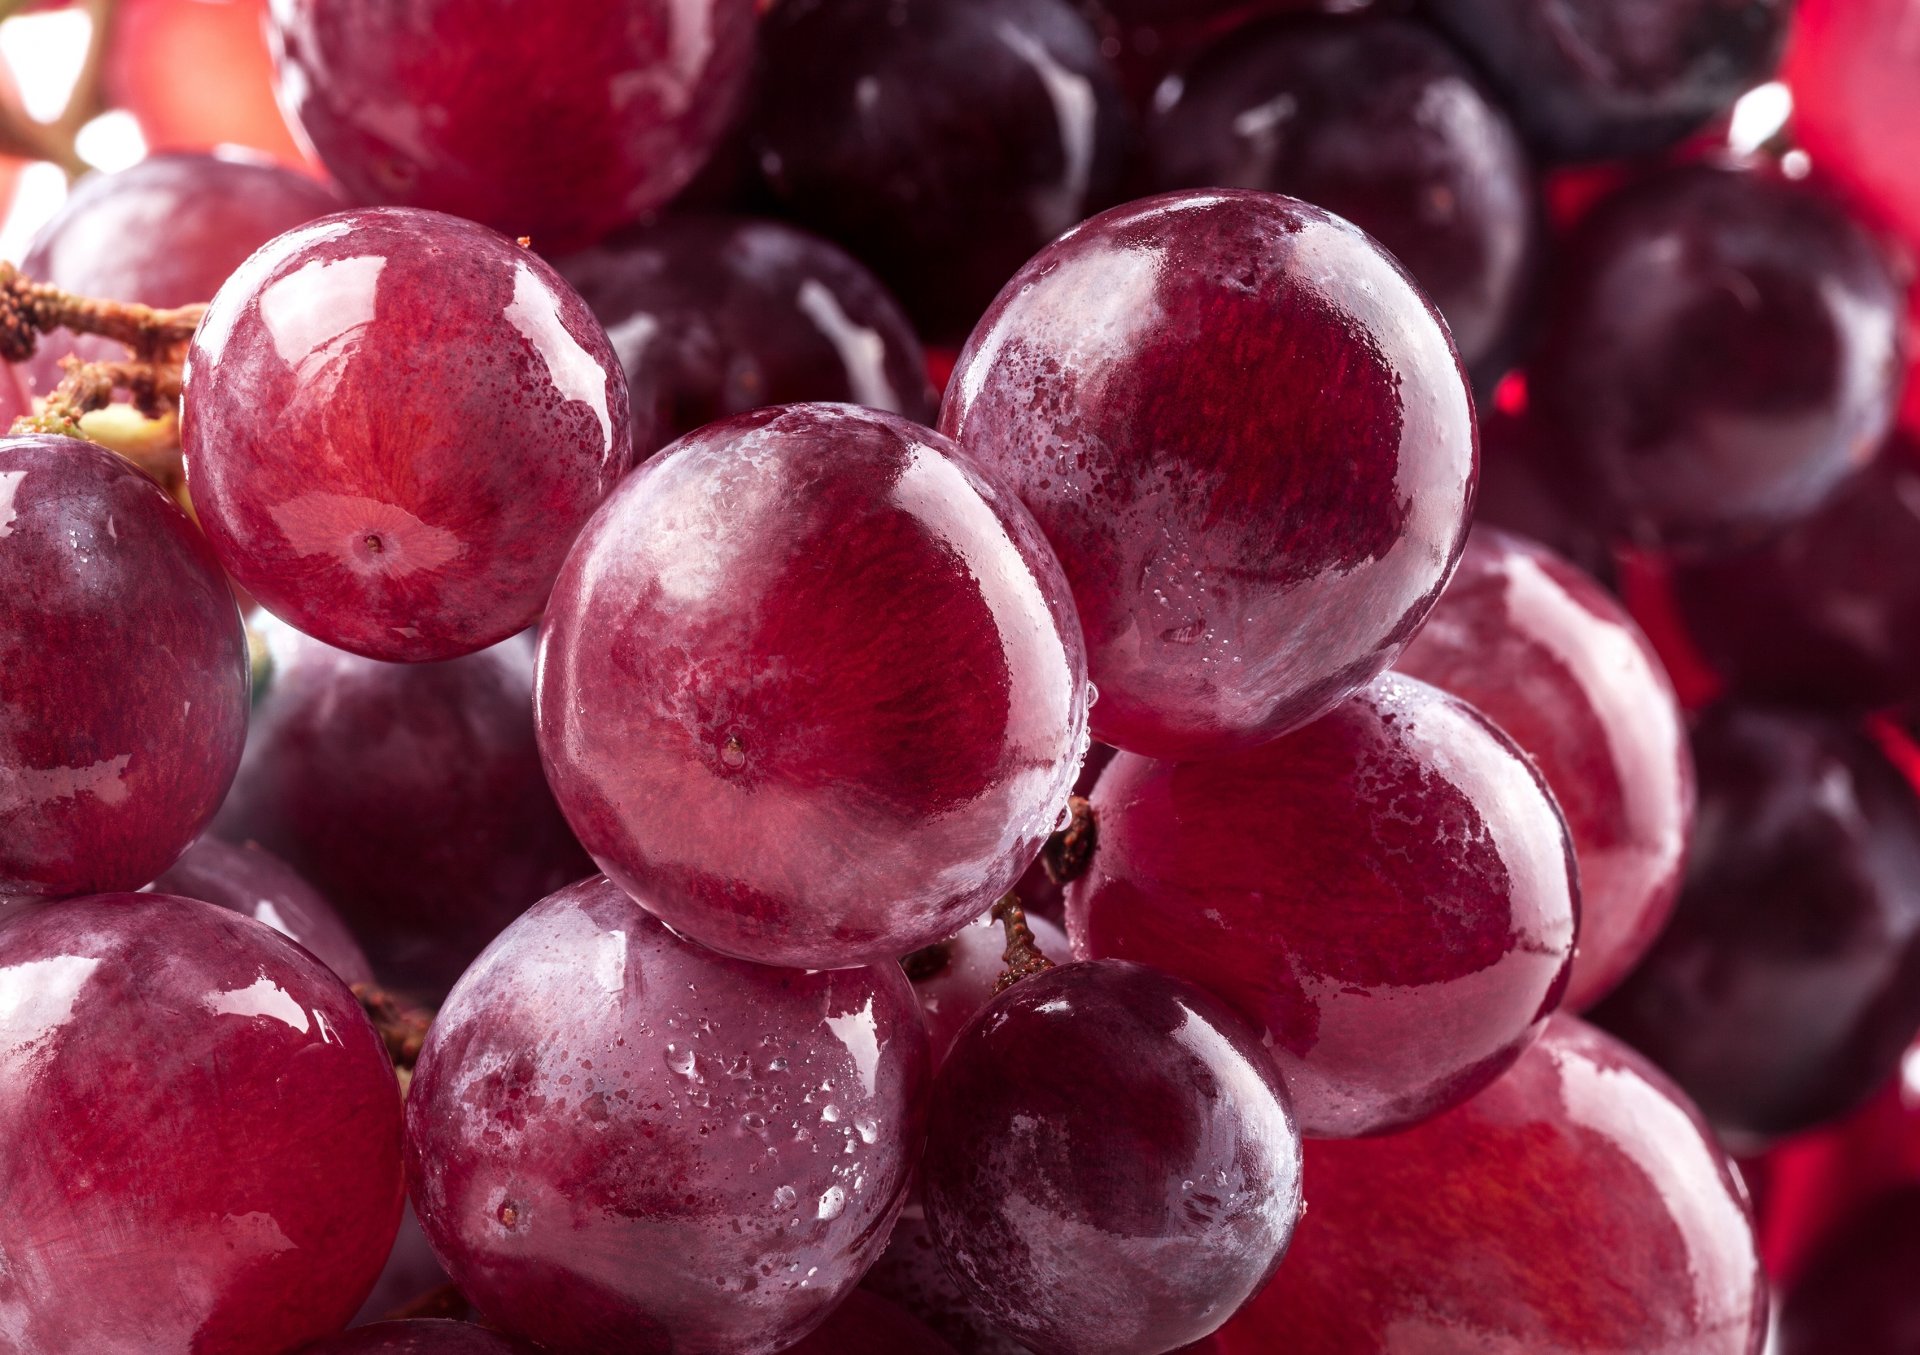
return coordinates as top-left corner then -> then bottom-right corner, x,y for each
665,1044 -> 697,1078
817,1186 -> 847,1220
772,1185 -> 798,1211
855,1116 -> 878,1144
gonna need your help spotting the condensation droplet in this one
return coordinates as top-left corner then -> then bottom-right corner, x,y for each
664,1044 -> 697,1078
817,1186 -> 846,1220
772,1185 -> 798,1211
820,1103 -> 841,1123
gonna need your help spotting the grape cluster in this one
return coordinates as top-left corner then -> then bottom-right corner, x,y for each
0,0 -> 1917,1351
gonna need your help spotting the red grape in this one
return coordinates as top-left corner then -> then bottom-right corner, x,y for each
1397,527 -> 1693,1011
862,1204 -> 1036,1355
751,0 -> 1132,339
181,206 -> 633,662
1214,1017 -> 1766,1354
908,909 -> 1069,1065
213,618 -> 591,997
351,1201 -> 459,1327
1528,162 -> 1906,548
1591,706 -> 1920,1142
297,1320 -> 538,1352
1069,671 -> 1578,1138
405,874 -> 930,1355
1146,15 -> 1536,377
1473,394 -> 1618,585
18,150 -> 341,396
1777,1184 -> 1920,1353
0,435 -> 248,897
940,189 -> 1476,759
553,215 -> 936,457
922,958 -> 1302,1355
1422,0 -> 1791,162
152,834 -> 375,987
268,0 -> 757,251
536,403 -> 1090,970
1785,0 -> 1920,249
0,892 -> 404,1352
783,1291 -> 959,1355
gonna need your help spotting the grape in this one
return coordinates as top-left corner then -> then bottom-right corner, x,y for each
783,1291 -> 960,1354
213,617 -> 592,998
922,958 -> 1302,1355
908,908 -> 1070,1065
268,0 -> 757,252
1146,15 -> 1535,377
351,1201 -> 459,1327
1527,162 -> 1906,549
1396,527 -> 1692,1012
0,435 -> 248,897
296,1320 -> 539,1353
535,403 -> 1090,970
1669,433 -> 1920,710
862,1205 -> 1037,1355
181,206 -> 633,662
18,150 -> 341,396
152,834 -> 375,987
1422,0 -> 1792,163
1591,706 -> 1920,1142
404,874 -> 930,1355
1473,393 -> 1618,587
1213,1017 -> 1765,1354
1777,1184 -> 1920,1353
1069,671 -> 1577,1137
751,0 -> 1132,339
939,190 -> 1475,760
1786,0 -> 1920,249
1009,741 -> 1115,925
0,892 -> 404,1353
553,215 -> 937,457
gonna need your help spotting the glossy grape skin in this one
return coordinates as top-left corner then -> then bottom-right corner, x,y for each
1214,1017 -> 1765,1355
1146,16 -> 1536,376
553,216 -> 936,457
0,892 -> 404,1353
17,151 -> 341,396
268,0 -> 756,251
909,910 -> 1070,1065
784,1292 -> 960,1355
941,190 -> 1475,759
862,1205 -> 1036,1355
351,1201 -> 458,1326
1785,0 -> 1920,249
752,0 -> 1132,339
213,618 -> 591,998
181,206 -> 632,662
536,403 -> 1090,970
0,436 -> 248,897
1069,671 -> 1577,1137
297,1321 -> 539,1353
1591,706 -> 1920,1142
405,874 -> 931,1355
1776,1185 -> 1920,1353
1669,434 -> 1920,711
1397,527 -> 1692,1011
1422,0 -> 1791,163
923,958 -> 1302,1355
1528,162 -> 1906,550
152,834 -> 374,987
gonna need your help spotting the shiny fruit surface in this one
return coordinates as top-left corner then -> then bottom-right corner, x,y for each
152,834 -> 374,987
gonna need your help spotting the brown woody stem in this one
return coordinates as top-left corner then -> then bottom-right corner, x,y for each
991,895 -> 1056,993
12,356 -> 184,439
0,261 -> 205,365
1041,794 -> 1097,886
353,982 -> 435,1081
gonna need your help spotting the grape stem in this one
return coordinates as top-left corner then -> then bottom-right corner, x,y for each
13,356 -> 182,438
0,261 -> 206,366
991,895 -> 1056,993
353,982 -> 435,1087
1040,794 -> 1097,886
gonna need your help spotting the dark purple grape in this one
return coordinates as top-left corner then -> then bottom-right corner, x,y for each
350,1202 -> 458,1328
298,1321 -> 539,1353
940,189 -> 1475,759
213,618 -> 591,998
269,0 -> 757,251
908,909 -> 1069,1065
0,435 -> 248,897
553,215 -> 937,457
536,404 -> 1089,970
181,206 -> 632,662
784,1291 -> 960,1355
1527,162 -> 1906,549
17,150 -> 341,396
1472,397 -> 1618,585
1670,433 -> 1920,711
0,892 -> 403,1353
1778,1185 -> 1920,1354
863,1205 -> 1035,1355
751,0 -> 1132,338
1423,0 -> 1793,163
922,958 -> 1301,1355
1146,16 -> 1536,375
152,834 -> 374,987
1591,706 -> 1920,1142
405,875 -> 931,1355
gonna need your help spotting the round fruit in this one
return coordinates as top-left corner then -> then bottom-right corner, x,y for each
152,835 -> 374,987
906,909 -> 1070,1065
295,1320 -> 539,1352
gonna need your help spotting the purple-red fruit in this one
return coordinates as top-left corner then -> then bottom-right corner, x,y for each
153,834 -> 374,987
298,1321 -> 538,1353
863,1205 -> 1036,1355
908,909 -> 1070,1065
1777,1185 -> 1920,1354
784,1291 -> 960,1355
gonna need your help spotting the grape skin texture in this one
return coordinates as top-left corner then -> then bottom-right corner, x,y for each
1069,671 -> 1578,1138
1215,1017 -> 1765,1354
0,435 -> 248,897
296,1319 -> 540,1352
181,206 -> 633,662
0,892 -> 404,1353
405,875 -> 929,1355
910,909 -> 1069,1066
923,958 -> 1302,1355
268,0 -> 757,252
536,403 -> 1090,970
940,189 -> 1476,760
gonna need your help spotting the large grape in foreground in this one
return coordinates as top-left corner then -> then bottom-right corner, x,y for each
269,0 -> 756,251
0,436 -> 248,897
1216,1018 -> 1766,1354
0,893 -> 404,1353
536,404 -> 1089,969
940,190 -> 1475,760
182,207 -> 632,662
405,875 -> 930,1355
